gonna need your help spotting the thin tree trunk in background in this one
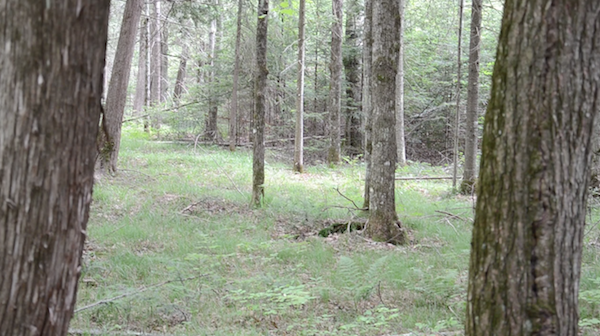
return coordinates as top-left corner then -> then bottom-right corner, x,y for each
343,0 -> 361,153
252,0 -> 269,207
133,10 -> 149,115
98,0 -> 143,174
0,1 -> 109,334
466,1 -> 600,334
362,0 -> 373,209
173,42 -> 188,106
365,0 -> 403,245
327,0 -> 343,165
395,0 -> 406,166
230,0 -> 244,152
205,15 -> 219,141
452,0 -> 464,188
294,0 -> 306,173
149,0 -> 161,105
160,19 -> 169,102
460,0 -> 482,194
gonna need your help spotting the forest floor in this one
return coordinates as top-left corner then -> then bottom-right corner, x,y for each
70,128 -> 600,336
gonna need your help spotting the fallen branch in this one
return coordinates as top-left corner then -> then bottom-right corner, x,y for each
334,187 -> 368,211
435,210 -> 468,222
74,275 -> 207,313
122,114 -> 149,123
395,176 -> 453,181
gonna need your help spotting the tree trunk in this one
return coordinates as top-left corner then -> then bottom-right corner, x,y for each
365,0 -> 403,245
173,41 -> 188,106
149,0 -> 161,105
452,0 -> 464,189
133,9 -> 149,116
362,0 -> 373,209
252,0 -> 269,207
293,0 -> 306,173
98,0 -> 143,174
230,0 -> 244,152
160,19 -> 169,103
327,0 -> 343,165
466,1 -> 600,334
460,0 -> 482,194
395,0 -> 406,166
0,1 -> 109,334
343,0 -> 361,154
205,15 -> 219,142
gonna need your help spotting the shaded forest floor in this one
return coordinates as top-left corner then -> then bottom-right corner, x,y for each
71,128 -> 600,335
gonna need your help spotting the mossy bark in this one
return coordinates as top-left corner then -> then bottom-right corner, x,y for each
466,0 -> 600,334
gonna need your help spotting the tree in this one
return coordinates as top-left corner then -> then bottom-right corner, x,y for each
343,0 -> 361,153
294,0 -> 306,173
327,0 -> 343,165
205,5 -> 220,142
173,41 -> 189,107
395,0 -> 406,166
0,1 -> 110,334
133,7 -> 149,116
252,0 -> 269,207
365,0 -> 404,244
452,0 -> 465,188
149,0 -> 161,105
230,0 -> 244,152
98,0 -> 143,174
466,0 -> 600,334
362,0 -> 373,210
460,0 -> 482,194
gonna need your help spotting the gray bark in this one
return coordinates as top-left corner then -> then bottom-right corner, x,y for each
149,0 -> 161,105
230,0 -> 244,152
327,0 -> 343,165
365,0 -> 403,244
173,41 -> 188,106
294,0 -> 306,173
99,0 -> 144,174
252,0 -> 269,207
452,0 -> 465,188
395,0 -> 406,166
133,10 -> 149,115
0,1 -> 109,334
466,1 -> 600,334
362,0 -> 373,209
460,0 -> 482,194
343,0 -> 361,153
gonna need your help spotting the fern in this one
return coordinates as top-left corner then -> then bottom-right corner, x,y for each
336,255 -> 389,302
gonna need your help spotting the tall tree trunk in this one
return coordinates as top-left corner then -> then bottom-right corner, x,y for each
460,0 -> 482,194
160,20 -> 169,102
205,15 -> 219,141
0,1 -> 109,334
343,0 -> 361,154
173,41 -> 188,106
365,0 -> 403,245
362,0 -> 373,209
252,0 -> 269,207
98,0 -> 143,174
327,0 -> 343,165
133,10 -> 149,116
230,0 -> 244,152
452,0 -> 465,188
294,0 -> 306,173
465,0 -> 600,334
149,0 -> 161,105
395,0 -> 406,166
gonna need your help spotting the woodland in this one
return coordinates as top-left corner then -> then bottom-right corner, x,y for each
2,0 -> 600,335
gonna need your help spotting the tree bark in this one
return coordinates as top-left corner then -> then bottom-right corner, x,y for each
452,0 -> 465,189
133,9 -> 149,116
460,0 -> 482,194
173,41 -> 188,107
365,0 -> 403,245
362,0 -> 373,209
293,0 -> 306,173
160,19 -> 169,103
205,12 -> 219,142
149,0 -> 161,106
0,1 -> 109,334
395,0 -> 406,166
327,0 -> 343,165
466,1 -> 600,334
343,0 -> 361,154
98,0 -> 143,174
230,0 -> 244,152
252,0 -> 269,207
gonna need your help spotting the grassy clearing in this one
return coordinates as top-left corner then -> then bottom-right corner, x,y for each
71,128 -> 600,335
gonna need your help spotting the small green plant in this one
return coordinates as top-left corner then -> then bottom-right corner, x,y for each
336,255 -> 388,304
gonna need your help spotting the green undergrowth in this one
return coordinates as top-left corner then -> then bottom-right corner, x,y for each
71,128 -> 600,335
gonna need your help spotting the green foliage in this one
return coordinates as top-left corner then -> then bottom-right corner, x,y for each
336,255 -> 388,303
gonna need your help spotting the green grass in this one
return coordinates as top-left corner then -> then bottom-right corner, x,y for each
71,128 -> 600,335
